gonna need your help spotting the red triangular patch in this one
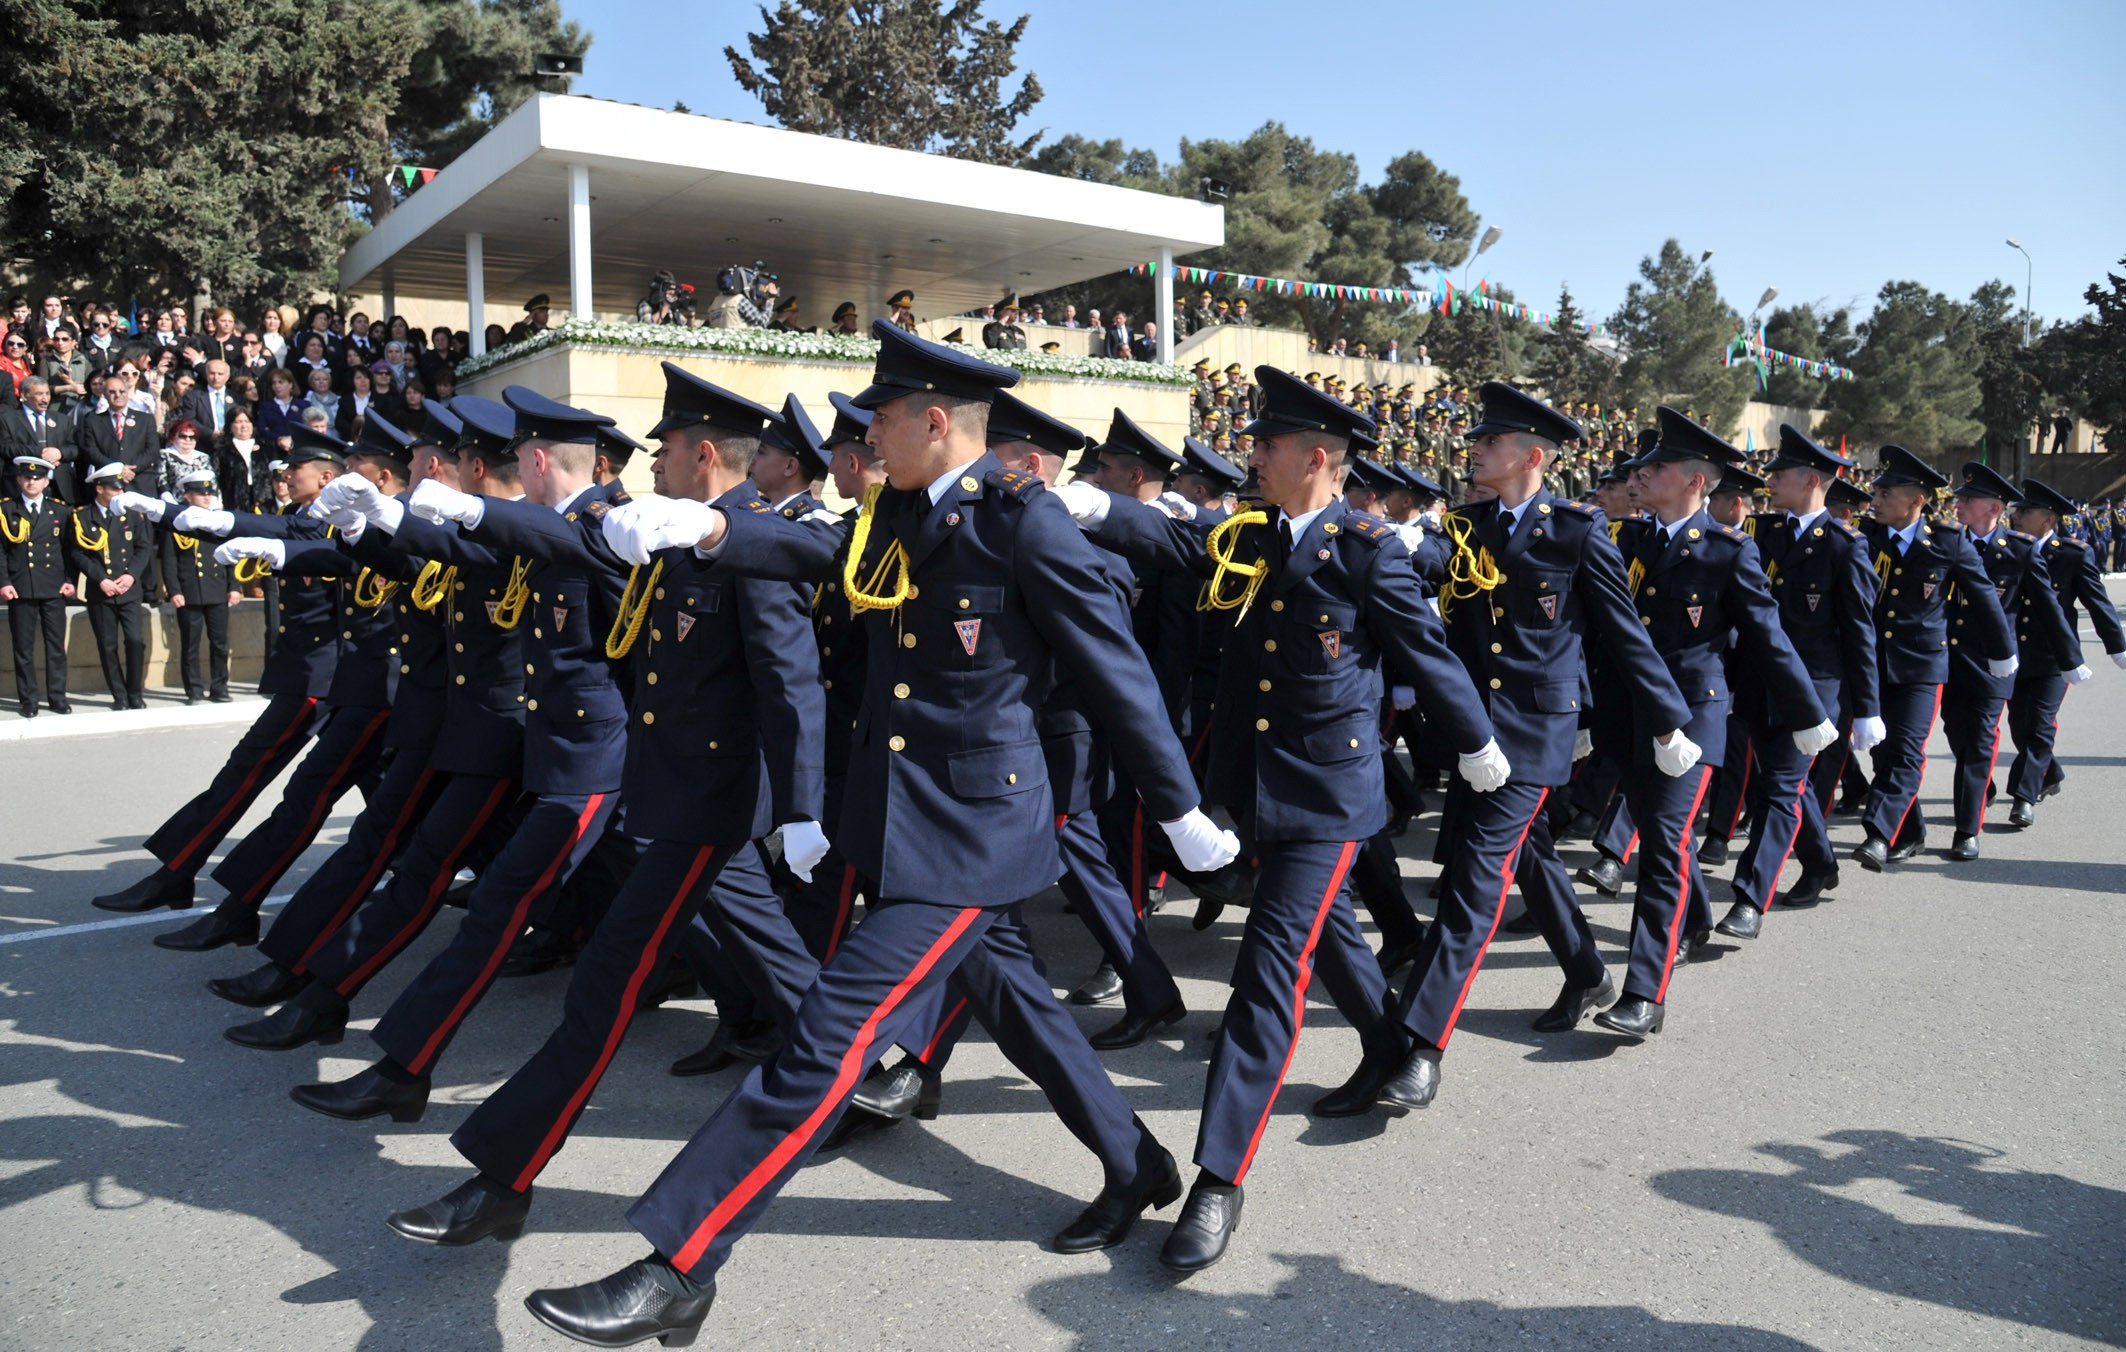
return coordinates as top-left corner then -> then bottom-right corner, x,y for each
1318,630 -> 1341,659
552,606 -> 569,631
1686,605 -> 1703,628
1922,582 -> 1936,601
485,600 -> 500,623
955,618 -> 981,656
674,612 -> 697,642
1537,594 -> 1558,620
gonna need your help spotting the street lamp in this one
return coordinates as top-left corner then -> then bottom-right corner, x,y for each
1755,287 -> 1778,312
2005,238 -> 2032,347
1462,225 -> 1503,291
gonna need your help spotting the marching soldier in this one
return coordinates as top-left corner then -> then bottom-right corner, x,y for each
750,393 -> 830,520
2,455 -> 73,716
70,462 -> 154,709
158,467 -> 242,704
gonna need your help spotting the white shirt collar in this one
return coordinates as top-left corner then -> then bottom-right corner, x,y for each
925,459 -> 983,507
1281,503 -> 1329,540
554,484 -> 597,516
1790,507 -> 1824,533
771,489 -> 809,513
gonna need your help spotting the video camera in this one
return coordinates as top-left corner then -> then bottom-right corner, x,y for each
717,261 -> 775,299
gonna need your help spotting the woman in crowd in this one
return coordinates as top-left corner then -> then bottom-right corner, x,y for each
292,332 -> 333,382
160,370 -> 195,436
156,419 -> 215,501
255,368 -> 303,452
259,306 -> 290,364
0,331 -> 29,388
215,406 -> 263,514
334,364 -> 374,442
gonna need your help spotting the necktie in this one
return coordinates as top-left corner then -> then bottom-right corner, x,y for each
1278,519 -> 1295,560
113,409 -> 123,437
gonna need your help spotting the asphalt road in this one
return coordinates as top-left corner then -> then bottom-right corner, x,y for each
3,613 -> 2123,1351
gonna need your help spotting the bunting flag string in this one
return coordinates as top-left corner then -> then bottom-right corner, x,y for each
330,164 -> 440,189
1723,321 -> 1852,386
1127,262 -> 1611,338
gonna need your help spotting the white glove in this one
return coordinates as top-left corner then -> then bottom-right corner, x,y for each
408,479 -> 485,528
315,473 -> 377,516
171,506 -> 234,536
1160,808 -> 1240,872
1052,479 -> 1111,528
214,537 -> 285,569
1986,653 -> 2019,680
601,497 -> 717,564
1153,491 -> 1198,521
780,821 -> 831,882
2066,664 -> 2094,685
1653,730 -> 1703,778
1456,738 -> 1512,793
1792,718 -> 1839,756
1391,685 -> 1415,711
118,489 -> 167,521
330,511 -> 367,545
637,497 -> 719,554
1849,715 -> 1887,754
1573,729 -> 1594,761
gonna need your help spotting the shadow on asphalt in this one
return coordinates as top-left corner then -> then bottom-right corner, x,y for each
1651,1131 -> 2126,1346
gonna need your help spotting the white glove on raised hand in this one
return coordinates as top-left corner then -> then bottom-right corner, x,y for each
2111,651 -> 2126,671
1161,808 -> 1240,873
2065,663 -> 2094,685
1391,685 -> 1416,711
118,490 -> 167,521
1849,715 -> 1888,754
1573,729 -> 1594,762
315,473 -> 377,516
172,506 -> 235,536
214,537 -> 285,569
1986,652 -> 2019,680
330,510 -> 367,545
1792,718 -> 1839,756
780,821 -> 831,882
636,497 -> 720,554
1653,729 -> 1703,778
1051,479 -> 1111,528
1153,491 -> 1198,521
408,479 -> 485,528
1457,738 -> 1512,793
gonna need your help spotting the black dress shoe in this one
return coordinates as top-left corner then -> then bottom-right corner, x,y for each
1501,909 -> 1541,935
1089,997 -> 1185,1050
1684,927 -> 1714,962
153,904 -> 259,951
1946,833 -> 1979,862
226,997 -> 348,1051
2007,798 -> 2036,828
111,699 -> 126,711
1069,961 -> 1123,1006
1594,995 -> 1665,1040
1853,834 -> 1890,873
208,691 -> 233,704
184,694 -> 199,706
91,868 -> 194,913
1531,973 -> 1617,1032
1375,934 -> 1424,977
668,1019 -> 779,1077
18,705 -> 33,719
1312,1056 -> 1401,1117
499,926 -> 579,978
525,1257 -> 715,1349
1698,836 -> 1730,868
1833,792 -> 1866,817
387,1176 -> 532,1245
1189,861 -> 1255,931
442,875 -> 476,910
1577,855 -> 1624,897
290,1064 -> 430,1122
208,962 -> 310,1008
127,698 -> 146,710
634,957 -> 698,1012
1565,810 -> 1599,839
1159,1179 -> 1243,1273
1377,1048 -> 1440,1111
850,1056 -> 941,1120
1783,868 -> 1835,905
1715,900 -> 1763,940
1887,833 -> 1925,863
2042,779 -> 2062,800
1053,1149 -> 1182,1253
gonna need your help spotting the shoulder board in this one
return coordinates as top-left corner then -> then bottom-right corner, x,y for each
1339,511 -> 1394,544
986,468 -> 1044,502
746,496 -> 772,513
1835,519 -> 1863,539
607,486 -> 632,505
1551,498 -> 1598,517
585,499 -> 608,518
2007,529 -> 2035,542
1713,523 -> 1745,541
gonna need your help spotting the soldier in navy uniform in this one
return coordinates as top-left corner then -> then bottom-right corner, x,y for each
522,323 -> 1230,1348
591,424 -> 643,504
1935,463 -> 2083,860
1695,463 -> 1766,870
1062,366 -> 1504,1271
1589,409 -> 1832,1037
1714,428 -> 1880,940
750,392 -> 830,521
1852,447 -> 2015,871
88,430 -> 346,915
158,467 -> 242,704
2,455 -> 74,716
2004,477 -> 2126,817
70,461 -> 154,709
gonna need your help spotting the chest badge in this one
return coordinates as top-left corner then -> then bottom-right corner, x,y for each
1806,595 -> 1821,612
955,618 -> 981,656
1537,595 -> 1558,621
674,612 -> 697,642
1318,630 -> 1341,659
1922,581 -> 1937,601
553,606 -> 569,631
1686,605 -> 1703,628
484,601 -> 500,623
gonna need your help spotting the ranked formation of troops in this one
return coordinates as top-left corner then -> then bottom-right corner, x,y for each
45,321 -> 2126,1348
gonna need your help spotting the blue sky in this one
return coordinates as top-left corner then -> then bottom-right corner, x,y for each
563,0 -> 2123,327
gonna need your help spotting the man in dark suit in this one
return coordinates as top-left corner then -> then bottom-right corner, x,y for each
75,364 -> 158,484
1103,310 -> 1134,360
3,377 -> 79,503
1130,320 -> 1161,363
177,359 -> 241,436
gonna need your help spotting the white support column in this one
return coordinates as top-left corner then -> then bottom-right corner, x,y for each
465,232 -> 486,356
1155,245 -> 1174,365
568,164 -> 593,321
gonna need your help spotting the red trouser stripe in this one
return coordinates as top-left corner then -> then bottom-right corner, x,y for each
165,697 -> 317,872
1890,684 -> 1945,840
824,864 -> 858,963
1234,839 -> 1358,1184
1760,757 -> 1816,915
1722,744 -> 1755,838
406,792 -> 608,1074
1437,789 -> 1547,1050
513,844 -> 716,1192
671,905 -> 983,1271
918,998 -> 968,1064
226,708 -> 390,909
292,767 -> 439,972
337,778 -> 515,995
1654,766 -> 1715,1003
1622,831 -> 1639,863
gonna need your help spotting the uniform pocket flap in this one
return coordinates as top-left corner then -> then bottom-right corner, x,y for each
947,739 -> 1043,798
1532,679 -> 1581,713
1300,717 -> 1377,760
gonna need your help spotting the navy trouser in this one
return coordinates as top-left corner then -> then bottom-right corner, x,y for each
1197,837 -> 1396,1184
1731,726 -> 1820,911
1513,803 -> 1610,986
1703,717 -> 1754,845
1394,780 -> 1568,1050
84,598 -> 146,703
630,898 -> 1157,1281
1058,811 -> 1179,1017
300,774 -> 522,995
146,693 -> 321,876
1941,682 -> 2009,836
675,840 -> 818,1035
2004,673 -> 2068,804
8,597 -> 68,708
455,839 -> 743,1192
211,705 -> 393,911
1593,779 -> 1638,863
1350,828 -> 1425,952
1618,764 -> 1715,1004
370,791 -> 621,1076
256,753 -> 447,972
1863,682 -> 1943,846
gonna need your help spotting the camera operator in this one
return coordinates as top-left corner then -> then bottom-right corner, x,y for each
704,261 -> 777,329
637,270 -> 690,327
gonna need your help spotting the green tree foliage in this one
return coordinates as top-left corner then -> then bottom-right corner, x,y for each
1524,285 -> 1617,407
1607,240 -> 1754,434
1422,284 -> 1528,388
0,0 -> 420,308
1759,303 -> 1857,409
1968,280 -> 2044,467
2039,258 -> 2126,437
725,0 -> 1043,164
1818,281 -> 1982,456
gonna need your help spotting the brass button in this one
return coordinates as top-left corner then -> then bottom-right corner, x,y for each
1270,600 -> 1284,612
1263,639 -> 1277,652
401,664 -> 412,675
888,735 -> 906,751
527,699 -> 539,711
650,628 -> 661,642
454,611 -> 464,621
643,711 -> 655,725
1645,586 -> 1656,595
1258,679 -> 1272,692
400,632 -> 411,642
341,630 -> 352,639
1006,773 -> 1018,785
958,597 -> 971,610
455,642 -> 465,653
655,587 -> 666,600
576,709 -> 585,718
1348,738 -> 1361,748
906,585 -> 919,600
823,679 -> 833,690
647,672 -> 658,685
1489,677 -> 1502,689
525,663 -> 535,674
1490,642 -> 1503,653
454,581 -> 464,591
1255,718 -> 1269,731
533,627 -> 543,637
1641,615 -> 1651,625
902,632 -> 917,648
708,741 -> 718,750
454,674 -> 465,685
894,683 -> 910,698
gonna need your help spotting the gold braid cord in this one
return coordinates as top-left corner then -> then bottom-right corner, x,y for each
72,514 -> 107,554
606,559 -> 663,658
843,484 -> 912,616
1200,509 -> 1269,619
173,532 -> 198,552
1627,558 -> 1648,595
351,566 -> 399,609
1874,550 -> 1893,583
0,511 -> 26,546
489,556 -> 532,629
233,557 -> 270,583
1437,513 -> 1503,620
410,560 -> 457,612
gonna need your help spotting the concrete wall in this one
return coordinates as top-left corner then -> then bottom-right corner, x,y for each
1175,325 -> 1445,396
17,603 -> 271,701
